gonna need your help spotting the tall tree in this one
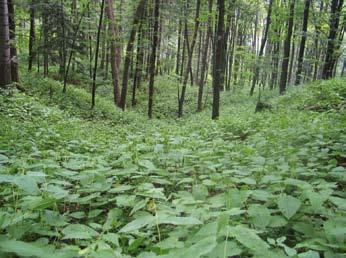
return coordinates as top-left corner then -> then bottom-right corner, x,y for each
132,14 -> 144,106
91,0 -> 106,109
178,0 -> 201,117
148,0 -> 160,119
28,0 -> 35,72
0,0 -> 11,88
42,0 -> 49,77
249,0 -> 273,96
8,0 -> 18,82
295,0 -> 310,85
279,0 -> 295,95
105,0 -> 121,106
322,0 -> 344,79
119,0 -> 147,111
212,0 -> 225,119
197,0 -> 213,112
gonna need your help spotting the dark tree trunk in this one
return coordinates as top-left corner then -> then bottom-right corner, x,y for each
28,0 -> 35,71
197,0 -> 213,112
119,0 -> 147,111
132,15 -> 144,106
91,0 -> 106,109
176,18 -> 182,75
178,0 -> 201,117
7,0 -> 18,82
196,30 -> 202,85
250,0 -> 273,96
106,0 -> 121,106
43,0 -> 49,78
279,0 -> 295,95
63,13 -> 84,93
322,0 -> 344,79
148,0 -> 160,118
0,0 -> 11,88
59,2 -> 66,80
295,0 -> 310,85
212,0 -> 225,120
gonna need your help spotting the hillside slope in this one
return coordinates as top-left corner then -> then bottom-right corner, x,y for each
0,78 -> 345,258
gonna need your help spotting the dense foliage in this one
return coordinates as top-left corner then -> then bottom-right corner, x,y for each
0,77 -> 345,258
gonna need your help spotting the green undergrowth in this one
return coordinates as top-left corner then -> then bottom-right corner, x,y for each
0,77 -> 345,258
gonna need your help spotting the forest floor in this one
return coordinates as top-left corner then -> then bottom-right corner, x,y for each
0,75 -> 345,258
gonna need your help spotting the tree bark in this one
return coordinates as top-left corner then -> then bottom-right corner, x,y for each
295,0 -> 310,85
119,0 -> 147,110
7,0 -> 18,82
250,0 -> 273,96
212,0 -> 225,119
322,0 -> 344,79
279,0 -> 295,95
28,0 -> 35,72
43,0 -> 49,77
105,0 -> 121,106
132,15 -> 144,106
148,0 -> 160,118
0,0 -> 11,88
178,0 -> 201,117
197,0 -> 213,112
91,0 -> 106,109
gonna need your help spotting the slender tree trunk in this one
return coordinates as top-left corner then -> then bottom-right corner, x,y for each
7,0 -> 18,82
295,0 -> 310,85
105,0 -> 121,106
63,13 -> 84,93
322,0 -> 344,79
43,0 -> 49,78
178,0 -> 201,117
197,0 -> 213,112
91,0 -> 106,109
176,18 -> 182,75
250,0 -> 273,96
28,0 -> 35,72
288,35 -> 296,84
0,0 -> 11,88
212,0 -> 225,120
119,0 -> 147,110
132,15 -> 144,106
196,30 -> 202,85
148,0 -> 160,118
279,0 -> 295,95
59,2 -> 66,80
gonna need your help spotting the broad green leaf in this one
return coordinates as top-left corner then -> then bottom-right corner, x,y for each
62,224 -> 99,239
248,204 -> 271,229
119,215 -> 154,233
277,194 -> 301,219
229,225 -> 269,253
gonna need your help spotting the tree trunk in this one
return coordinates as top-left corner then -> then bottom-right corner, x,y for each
0,0 -> 11,88
91,0 -> 106,109
132,15 -> 144,106
322,0 -> 344,79
279,0 -> 295,95
105,0 -> 121,106
148,0 -> 160,118
119,0 -> 147,110
175,18 -> 182,75
43,0 -> 49,77
7,0 -> 18,82
250,0 -> 273,96
63,13 -> 84,93
295,0 -> 310,85
28,0 -> 35,71
212,0 -> 225,120
178,0 -> 201,117
197,0 -> 213,112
